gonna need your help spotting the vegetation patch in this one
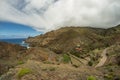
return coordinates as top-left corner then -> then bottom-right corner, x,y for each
17,61 -> 24,65
88,60 -> 93,66
87,76 -> 97,80
62,54 -> 71,63
17,68 -> 32,78
104,74 -> 114,80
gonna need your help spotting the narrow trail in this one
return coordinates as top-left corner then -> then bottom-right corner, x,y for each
95,48 -> 108,68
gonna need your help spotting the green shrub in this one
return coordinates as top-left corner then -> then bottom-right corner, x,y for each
62,54 -> 71,63
88,61 -> 93,66
87,76 -> 96,80
17,61 -> 24,65
70,50 -> 80,57
18,68 -> 31,78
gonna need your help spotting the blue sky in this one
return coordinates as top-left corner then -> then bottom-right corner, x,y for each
0,21 -> 42,39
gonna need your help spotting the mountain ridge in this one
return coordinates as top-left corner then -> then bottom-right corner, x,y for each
26,26 -> 120,54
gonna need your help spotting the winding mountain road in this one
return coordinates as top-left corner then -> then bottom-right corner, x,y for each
95,48 -> 108,68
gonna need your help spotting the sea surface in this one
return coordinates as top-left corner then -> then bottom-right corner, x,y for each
0,38 -> 29,47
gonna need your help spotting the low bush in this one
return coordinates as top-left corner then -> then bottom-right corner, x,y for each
17,61 -> 24,65
88,61 -> 93,66
18,68 -> 31,78
62,54 -> 71,63
87,76 -> 96,80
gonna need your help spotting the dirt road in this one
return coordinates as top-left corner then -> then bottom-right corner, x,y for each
95,48 -> 108,68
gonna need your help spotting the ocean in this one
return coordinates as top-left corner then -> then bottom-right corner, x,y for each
0,38 -> 29,47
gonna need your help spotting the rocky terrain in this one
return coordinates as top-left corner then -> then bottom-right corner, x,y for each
0,42 -> 27,75
0,42 -> 57,76
0,25 -> 120,80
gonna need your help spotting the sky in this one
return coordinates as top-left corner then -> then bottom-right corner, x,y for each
0,0 -> 120,38
0,21 -> 42,39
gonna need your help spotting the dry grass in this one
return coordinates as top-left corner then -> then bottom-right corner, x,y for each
0,59 -> 104,80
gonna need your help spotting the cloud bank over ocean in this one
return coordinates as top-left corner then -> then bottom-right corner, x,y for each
0,0 -> 120,32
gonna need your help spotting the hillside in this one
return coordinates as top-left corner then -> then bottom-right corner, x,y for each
0,26 -> 120,80
0,42 -> 26,75
26,26 -> 120,56
0,60 -> 104,80
0,42 -> 120,80
0,42 -> 57,76
103,24 -> 120,45
26,27 -> 106,54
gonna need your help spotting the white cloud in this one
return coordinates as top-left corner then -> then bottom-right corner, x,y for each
0,0 -> 120,32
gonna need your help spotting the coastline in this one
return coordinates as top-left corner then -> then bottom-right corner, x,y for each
0,38 -> 29,48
